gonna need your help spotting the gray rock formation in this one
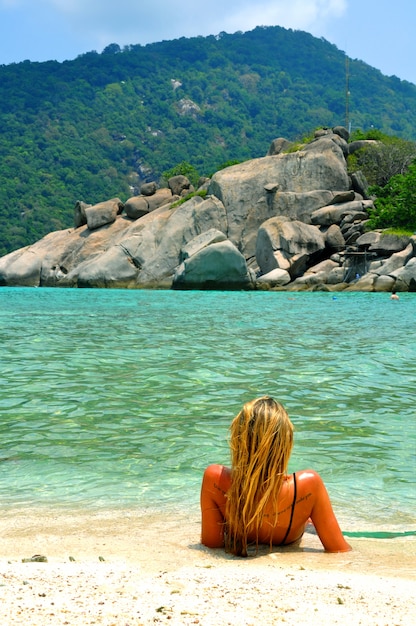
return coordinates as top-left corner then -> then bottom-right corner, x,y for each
173,240 -> 254,290
256,218 -> 326,278
1,126 -> 415,292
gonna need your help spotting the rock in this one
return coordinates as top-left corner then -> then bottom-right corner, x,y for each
76,246 -> 140,288
180,229 -> 227,262
74,200 -> 91,228
327,266 -> 346,284
356,231 -> 381,249
146,188 -> 174,211
372,243 -> 413,276
168,175 -> 191,196
266,137 -> 292,155
345,273 -> 377,291
0,247 -> 41,287
325,224 -> 345,250
40,219 -> 132,287
330,190 -> 356,204
1,126 -> 415,291
267,190 -> 335,224
124,196 -> 149,219
118,195 -> 226,287
391,257 -> 416,291
85,198 -> 123,230
369,233 -> 411,256
350,170 -> 370,199
197,176 -> 210,189
347,140 -> 379,155
333,126 -> 350,141
311,200 -> 365,226
256,217 -> 326,277
373,275 -> 396,292
330,133 -> 349,157
172,240 -> 253,290
343,223 -> 365,245
209,136 -> 349,257
256,268 -> 291,286
140,182 -> 157,196
340,212 -> 368,227
305,259 -> 339,280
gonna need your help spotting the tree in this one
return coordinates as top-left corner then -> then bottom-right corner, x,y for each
349,131 -> 416,186
368,162 -> 416,230
162,161 -> 200,187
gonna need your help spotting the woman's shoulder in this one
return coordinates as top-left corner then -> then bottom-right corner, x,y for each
295,468 -> 322,480
203,464 -> 232,488
294,469 -> 327,495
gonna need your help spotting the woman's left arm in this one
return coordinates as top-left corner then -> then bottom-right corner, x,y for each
200,464 -> 227,548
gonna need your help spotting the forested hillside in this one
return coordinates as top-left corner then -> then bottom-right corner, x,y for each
1,25 -> 416,255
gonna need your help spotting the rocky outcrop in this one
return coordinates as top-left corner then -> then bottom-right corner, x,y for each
256,217 -> 326,278
173,240 -> 253,290
1,126 -> 415,292
208,134 -> 349,259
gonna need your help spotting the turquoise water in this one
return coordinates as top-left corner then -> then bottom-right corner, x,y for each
0,287 -> 415,532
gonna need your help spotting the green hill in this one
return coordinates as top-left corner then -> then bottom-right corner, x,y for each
1,25 -> 415,255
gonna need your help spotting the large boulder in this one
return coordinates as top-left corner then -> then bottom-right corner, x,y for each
256,217 -> 326,277
0,247 -> 42,287
208,136 -> 349,258
325,224 -> 345,250
74,201 -> 91,228
69,195 -> 228,288
368,233 -> 411,256
84,198 -> 123,230
372,244 -> 414,276
2,127 -> 415,292
140,181 -> 157,196
124,196 -> 149,220
391,257 -> 416,291
146,188 -> 175,211
311,200 -> 367,227
168,175 -> 192,196
266,137 -> 292,155
172,240 -> 253,289
256,268 -> 291,286
124,188 -> 174,219
179,229 -> 227,262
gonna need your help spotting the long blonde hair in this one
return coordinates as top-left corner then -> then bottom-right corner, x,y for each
225,396 -> 294,556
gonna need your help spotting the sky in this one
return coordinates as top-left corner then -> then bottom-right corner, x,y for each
0,0 -> 415,85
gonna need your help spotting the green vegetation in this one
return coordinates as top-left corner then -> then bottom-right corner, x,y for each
162,161 -> 201,188
346,129 -> 416,230
366,163 -> 416,231
171,189 -> 208,208
0,25 -> 416,255
348,130 -> 416,185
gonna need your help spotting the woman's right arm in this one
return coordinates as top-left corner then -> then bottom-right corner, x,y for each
300,470 -> 352,553
200,464 -> 227,548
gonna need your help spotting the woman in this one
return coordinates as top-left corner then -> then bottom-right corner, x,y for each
201,396 -> 351,555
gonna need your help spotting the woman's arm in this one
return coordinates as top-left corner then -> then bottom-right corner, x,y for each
301,470 -> 352,552
200,464 -> 228,548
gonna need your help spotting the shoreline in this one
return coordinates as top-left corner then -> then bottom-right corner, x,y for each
1,509 -> 415,625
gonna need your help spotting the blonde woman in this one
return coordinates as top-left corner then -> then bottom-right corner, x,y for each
201,396 -> 351,555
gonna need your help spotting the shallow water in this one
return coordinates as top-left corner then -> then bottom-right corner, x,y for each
0,287 -> 415,533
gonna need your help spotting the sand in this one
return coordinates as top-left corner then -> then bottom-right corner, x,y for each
1,508 -> 415,625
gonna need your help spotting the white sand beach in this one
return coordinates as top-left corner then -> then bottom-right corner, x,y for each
1,508 -> 415,625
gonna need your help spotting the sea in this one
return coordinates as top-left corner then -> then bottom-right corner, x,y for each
0,287 -> 415,536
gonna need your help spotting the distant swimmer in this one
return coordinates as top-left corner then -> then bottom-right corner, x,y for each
390,290 -> 399,300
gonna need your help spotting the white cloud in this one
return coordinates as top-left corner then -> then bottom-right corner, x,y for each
6,0 -> 348,49
219,0 -> 347,33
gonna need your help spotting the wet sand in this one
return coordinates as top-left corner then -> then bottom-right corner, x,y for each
1,508 -> 415,625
